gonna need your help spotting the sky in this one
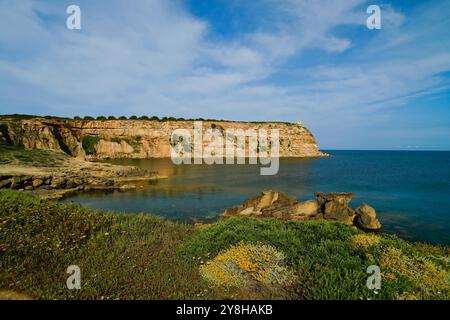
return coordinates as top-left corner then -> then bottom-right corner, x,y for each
0,0 -> 449,150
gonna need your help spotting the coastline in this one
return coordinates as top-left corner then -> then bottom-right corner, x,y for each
0,144 -> 167,200
1,189 -> 448,300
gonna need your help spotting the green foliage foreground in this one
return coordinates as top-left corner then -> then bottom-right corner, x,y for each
0,190 -> 448,300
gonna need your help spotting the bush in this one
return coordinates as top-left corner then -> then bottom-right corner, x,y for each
150,116 -> 160,121
73,116 -> 81,120
199,241 -> 296,288
129,115 -> 138,120
118,116 -> 127,120
83,116 -> 94,120
81,135 -> 101,155
96,116 -> 107,120
107,116 -> 116,120
139,116 -> 149,120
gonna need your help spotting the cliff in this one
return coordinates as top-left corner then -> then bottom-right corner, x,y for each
0,117 -> 327,160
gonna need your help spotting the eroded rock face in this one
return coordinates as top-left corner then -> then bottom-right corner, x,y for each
355,204 -> 381,230
221,191 -> 381,231
222,191 -> 298,219
0,118 -> 327,160
0,119 -> 86,159
314,192 -> 355,224
293,200 -> 319,218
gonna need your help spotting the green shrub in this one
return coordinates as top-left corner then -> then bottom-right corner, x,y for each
81,135 -> 101,155
118,116 -> 127,120
139,116 -> 149,120
83,116 -> 94,120
200,241 -> 297,288
150,116 -> 160,121
73,116 -> 81,120
96,116 -> 107,120
107,116 -> 116,120
129,115 -> 138,120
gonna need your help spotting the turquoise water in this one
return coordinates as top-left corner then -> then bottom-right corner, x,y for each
64,151 -> 450,245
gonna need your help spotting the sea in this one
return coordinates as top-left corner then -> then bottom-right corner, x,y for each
64,151 -> 450,245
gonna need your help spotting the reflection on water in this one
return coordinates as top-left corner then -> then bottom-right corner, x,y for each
64,151 -> 450,245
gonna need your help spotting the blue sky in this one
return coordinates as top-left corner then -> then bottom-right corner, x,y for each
0,0 -> 449,150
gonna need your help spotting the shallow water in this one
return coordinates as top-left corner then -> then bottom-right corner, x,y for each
64,151 -> 450,245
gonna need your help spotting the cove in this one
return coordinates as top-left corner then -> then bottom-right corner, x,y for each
64,150 -> 450,245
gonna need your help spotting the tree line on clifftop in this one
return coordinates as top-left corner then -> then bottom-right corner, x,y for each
0,114 -> 294,125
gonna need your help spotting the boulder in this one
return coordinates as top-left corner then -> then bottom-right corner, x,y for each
221,190 -> 299,219
292,200 -> 319,217
314,192 -> 355,224
220,191 -> 381,231
315,192 -> 353,207
243,190 -> 297,213
221,205 -> 244,218
355,204 -> 381,230
32,179 -> 44,188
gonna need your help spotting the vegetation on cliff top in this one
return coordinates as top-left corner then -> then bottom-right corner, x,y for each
0,114 -> 297,125
0,190 -> 448,300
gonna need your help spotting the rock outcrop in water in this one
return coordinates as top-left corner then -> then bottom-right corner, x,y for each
0,117 -> 327,160
221,191 -> 382,231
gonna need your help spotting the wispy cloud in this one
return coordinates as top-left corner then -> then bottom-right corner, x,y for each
0,0 -> 449,149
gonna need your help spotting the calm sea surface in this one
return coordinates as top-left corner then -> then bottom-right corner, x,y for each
64,151 -> 450,245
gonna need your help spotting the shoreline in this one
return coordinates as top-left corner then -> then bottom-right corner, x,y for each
0,145 -> 168,200
1,189 -> 448,300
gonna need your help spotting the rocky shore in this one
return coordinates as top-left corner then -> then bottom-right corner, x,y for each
0,145 -> 166,199
221,190 -> 382,230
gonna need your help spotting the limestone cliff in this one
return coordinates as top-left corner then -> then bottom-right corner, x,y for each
0,117 -> 327,160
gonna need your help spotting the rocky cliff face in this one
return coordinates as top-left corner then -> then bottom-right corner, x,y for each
0,118 -> 327,160
0,118 -> 86,159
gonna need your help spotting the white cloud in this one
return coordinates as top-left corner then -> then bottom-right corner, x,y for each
0,0 -> 449,149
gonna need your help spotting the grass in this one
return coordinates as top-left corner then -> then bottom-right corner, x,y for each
0,144 -> 68,167
0,190 -> 448,300
0,190 -> 205,299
